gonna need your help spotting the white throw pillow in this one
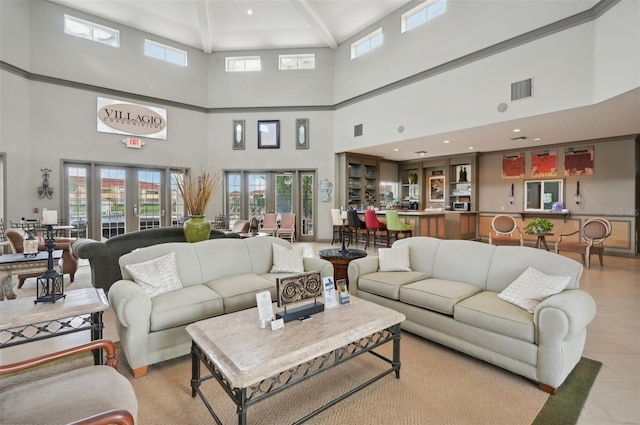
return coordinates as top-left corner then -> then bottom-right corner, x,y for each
498,266 -> 570,313
271,243 -> 305,273
378,244 -> 412,272
124,252 -> 184,298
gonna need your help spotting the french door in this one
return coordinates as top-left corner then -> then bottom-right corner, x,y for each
64,163 -> 183,240
225,170 -> 315,242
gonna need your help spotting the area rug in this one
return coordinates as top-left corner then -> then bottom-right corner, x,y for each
0,332 -> 600,425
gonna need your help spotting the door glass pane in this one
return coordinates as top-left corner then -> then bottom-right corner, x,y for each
301,174 -> 314,236
275,173 -> 293,214
100,168 -> 126,239
138,170 -> 161,230
525,181 -> 541,210
248,174 -> 266,218
170,171 -> 185,226
227,174 -> 241,227
67,165 -> 88,227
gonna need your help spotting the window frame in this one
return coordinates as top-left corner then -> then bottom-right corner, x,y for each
350,28 -> 383,60
401,0 -> 447,33
225,56 -> 262,72
278,54 -> 316,70
144,39 -> 188,67
64,14 -> 120,47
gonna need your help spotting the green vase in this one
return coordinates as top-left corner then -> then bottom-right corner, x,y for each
183,215 -> 211,243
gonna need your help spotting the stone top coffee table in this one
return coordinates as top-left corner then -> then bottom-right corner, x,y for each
186,296 -> 405,425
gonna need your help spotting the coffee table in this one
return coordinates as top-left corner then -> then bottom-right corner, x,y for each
186,297 -> 405,425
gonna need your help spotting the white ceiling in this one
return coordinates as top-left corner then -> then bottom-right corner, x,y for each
49,0 -> 640,160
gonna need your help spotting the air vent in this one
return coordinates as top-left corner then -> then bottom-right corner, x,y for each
511,78 -> 533,101
510,136 -> 528,141
354,124 -> 363,137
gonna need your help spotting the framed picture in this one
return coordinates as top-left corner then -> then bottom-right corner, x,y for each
232,120 -> 245,150
295,118 -> 309,149
428,176 -> 445,202
258,120 -> 280,149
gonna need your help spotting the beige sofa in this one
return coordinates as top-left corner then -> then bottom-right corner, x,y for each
108,236 -> 333,377
347,236 -> 596,394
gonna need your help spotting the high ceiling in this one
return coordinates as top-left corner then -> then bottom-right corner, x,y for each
49,0 -> 639,160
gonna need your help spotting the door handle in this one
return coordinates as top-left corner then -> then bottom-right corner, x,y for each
133,204 -> 138,216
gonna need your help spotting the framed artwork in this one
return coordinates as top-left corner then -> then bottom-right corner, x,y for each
502,153 -> 525,179
232,120 -> 245,150
275,271 -> 322,307
564,146 -> 594,176
295,118 -> 309,149
428,176 -> 445,202
531,149 -> 557,177
258,120 -> 280,149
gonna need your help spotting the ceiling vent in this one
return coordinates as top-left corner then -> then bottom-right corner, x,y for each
511,78 -> 533,101
354,124 -> 363,137
510,136 -> 528,141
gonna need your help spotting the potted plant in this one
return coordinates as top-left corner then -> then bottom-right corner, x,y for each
524,217 -> 553,234
177,170 -> 222,242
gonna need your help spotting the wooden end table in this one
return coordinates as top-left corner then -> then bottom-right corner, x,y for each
0,250 -> 63,301
319,248 -> 367,288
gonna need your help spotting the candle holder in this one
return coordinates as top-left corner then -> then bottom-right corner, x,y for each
34,224 -> 66,304
338,213 -> 349,254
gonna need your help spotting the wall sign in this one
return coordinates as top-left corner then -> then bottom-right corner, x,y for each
97,97 -> 167,140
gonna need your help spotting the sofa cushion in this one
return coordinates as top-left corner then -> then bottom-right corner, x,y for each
150,285 -> 223,332
205,273 -> 275,313
125,252 -> 183,298
358,271 -> 429,300
271,243 -> 304,273
454,291 -> 534,343
378,244 -> 411,272
498,266 -> 571,313
399,278 -> 482,315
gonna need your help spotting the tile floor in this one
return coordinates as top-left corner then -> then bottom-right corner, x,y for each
1,241 -> 638,424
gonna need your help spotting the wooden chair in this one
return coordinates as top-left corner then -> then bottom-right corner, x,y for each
555,217 -> 612,268
277,213 -> 296,242
364,209 -> 387,250
489,215 -> 523,246
385,210 -> 412,247
260,213 -> 278,236
0,340 -> 137,425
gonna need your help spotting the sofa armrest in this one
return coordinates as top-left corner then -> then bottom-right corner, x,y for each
107,280 -> 152,331
303,257 -> 333,278
347,257 -> 380,296
534,289 -> 596,341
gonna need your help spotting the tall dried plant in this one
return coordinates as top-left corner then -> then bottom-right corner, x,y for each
177,170 -> 222,216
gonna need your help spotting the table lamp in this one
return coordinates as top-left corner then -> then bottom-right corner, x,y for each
35,209 -> 65,303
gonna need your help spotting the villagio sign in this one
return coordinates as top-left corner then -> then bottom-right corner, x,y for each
97,97 -> 167,140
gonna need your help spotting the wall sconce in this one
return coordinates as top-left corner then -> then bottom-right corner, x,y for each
508,183 -> 514,204
574,181 -> 582,204
37,168 -> 54,199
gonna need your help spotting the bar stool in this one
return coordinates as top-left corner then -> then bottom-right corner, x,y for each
385,210 -> 412,246
364,209 -> 387,250
347,209 -> 367,247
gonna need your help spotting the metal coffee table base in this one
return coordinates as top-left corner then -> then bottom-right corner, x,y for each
190,324 -> 401,425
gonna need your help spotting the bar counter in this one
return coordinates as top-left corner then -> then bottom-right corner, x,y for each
361,210 -> 477,240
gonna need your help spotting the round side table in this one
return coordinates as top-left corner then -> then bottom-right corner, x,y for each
318,248 -> 367,288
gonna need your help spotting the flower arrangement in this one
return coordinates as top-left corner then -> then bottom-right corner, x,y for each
524,217 -> 553,234
177,170 -> 222,216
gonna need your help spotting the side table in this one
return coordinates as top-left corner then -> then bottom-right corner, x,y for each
319,248 -> 367,288
0,288 -> 109,364
0,250 -> 63,301
531,232 -> 554,251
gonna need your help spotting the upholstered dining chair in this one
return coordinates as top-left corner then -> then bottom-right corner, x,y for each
489,215 -> 523,246
330,209 -> 343,244
385,210 -> 412,246
260,213 -> 278,236
347,209 -> 367,247
277,213 -> 296,242
4,228 -> 79,286
364,209 -> 387,250
0,339 -> 137,425
555,217 -> 612,268
230,219 -> 250,233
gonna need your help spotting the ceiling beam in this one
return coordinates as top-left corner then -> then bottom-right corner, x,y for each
289,0 -> 338,49
196,0 -> 213,54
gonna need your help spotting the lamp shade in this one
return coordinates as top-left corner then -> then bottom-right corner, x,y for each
340,211 -> 348,220
43,209 -> 57,225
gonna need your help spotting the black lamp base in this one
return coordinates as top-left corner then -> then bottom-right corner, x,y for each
34,224 -> 66,304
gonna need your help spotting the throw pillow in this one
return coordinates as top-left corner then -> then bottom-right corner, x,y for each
378,244 -> 412,272
498,266 -> 571,313
271,243 -> 305,273
124,252 -> 184,298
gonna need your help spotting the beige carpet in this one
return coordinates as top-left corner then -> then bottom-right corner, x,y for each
2,331 -> 549,425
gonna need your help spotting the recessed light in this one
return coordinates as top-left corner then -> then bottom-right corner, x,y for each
443,140 -> 450,144
247,9 -> 253,15
415,151 -> 427,156
468,147 -> 474,150
394,148 -> 399,152
513,128 -> 521,133
533,137 -> 542,141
